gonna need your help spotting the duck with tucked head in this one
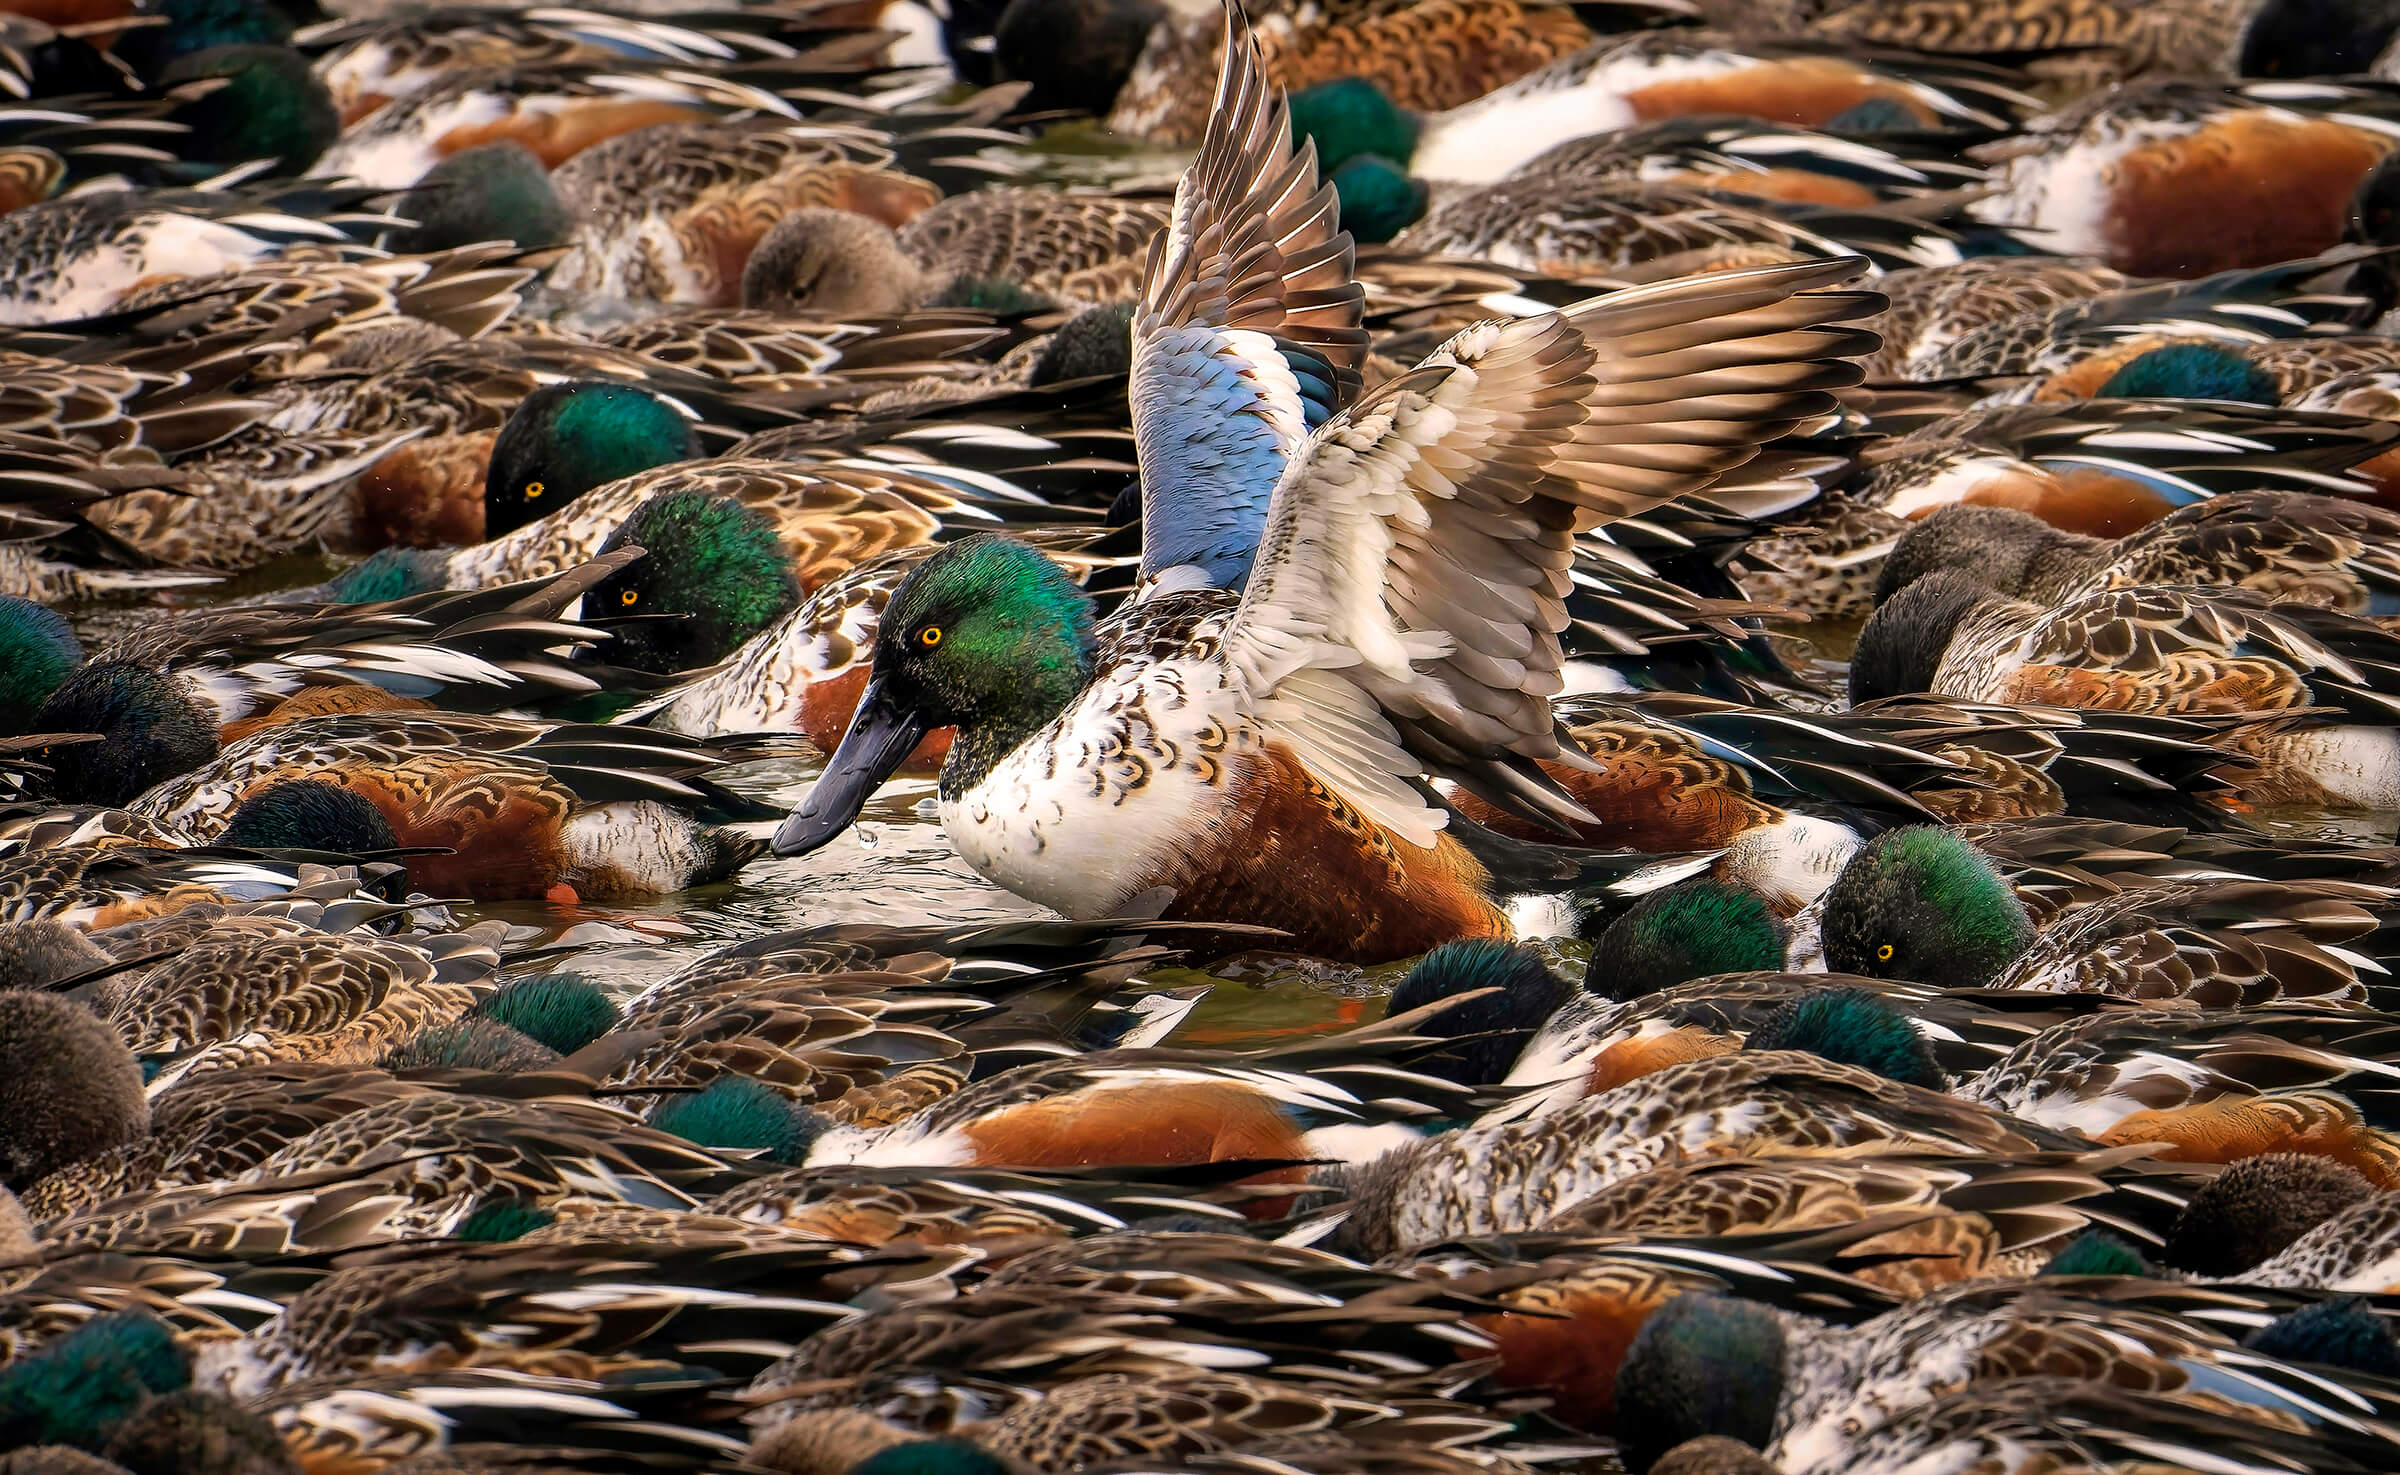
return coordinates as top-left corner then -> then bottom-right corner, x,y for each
772,2 -> 1876,963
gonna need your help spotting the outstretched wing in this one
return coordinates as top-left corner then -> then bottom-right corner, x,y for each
1128,0 -> 1367,594
1224,258 -> 1882,845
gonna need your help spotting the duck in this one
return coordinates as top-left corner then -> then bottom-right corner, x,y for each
1859,256 -> 2129,381
1873,491 -> 2400,621
1611,1283 -> 2400,1475
112,711 -> 786,901
1102,0 -> 1612,147
1740,398 -> 2400,619
1282,30 -> 2034,188
545,118 -> 949,307
2025,332 -> 2400,406
0,987 -> 150,1197
771,4 -> 1877,963
739,187 -> 1168,318
1850,574 -> 2400,809
1966,79 -> 2400,280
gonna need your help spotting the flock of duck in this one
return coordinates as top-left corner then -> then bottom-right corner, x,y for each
18,0 -> 2400,1468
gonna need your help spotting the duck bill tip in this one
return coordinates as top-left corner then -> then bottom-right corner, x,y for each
770,678 -> 930,859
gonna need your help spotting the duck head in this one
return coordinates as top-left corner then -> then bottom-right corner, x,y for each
2158,1151 -> 2376,1277
2239,0 -> 2400,78
1385,938 -> 1564,1086
1330,154 -> 1428,244
0,594 -> 83,732
2243,1297 -> 2400,1378
2351,148 -> 2400,249
587,490 -> 801,675
159,44 -> 338,176
0,1311 -> 187,1452
471,972 -> 619,1056
1819,825 -> 2033,988
394,141 -> 570,254
218,778 -> 400,854
1846,569 -> 2001,705
741,208 -> 929,317
2095,341 -> 2280,405
1586,878 -> 1787,1001
1289,78 -> 1420,175
2041,1229 -> 2154,1278
99,1388 -> 298,1474
1613,1295 -> 1788,1475
0,989 -> 149,1194
774,533 -> 1095,857
990,0 -> 1161,116
648,1075 -> 828,1166
1872,504 -> 2098,604
1744,987 -> 1948,1090
0,920 -> 112,991
117,0 -> 297,79
29,661 -> 218,806
483,383 -> 701,540
1031,302 -> 1136,386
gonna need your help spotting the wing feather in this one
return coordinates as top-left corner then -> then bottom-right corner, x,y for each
1227,258 -> 1882,844
1128,0 -> 1367,593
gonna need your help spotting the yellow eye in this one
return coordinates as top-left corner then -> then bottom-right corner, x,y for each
525,481 -> 544,499
619,588 -> 638,606
1876,944 -> 1894,962
918,626 -> 943,648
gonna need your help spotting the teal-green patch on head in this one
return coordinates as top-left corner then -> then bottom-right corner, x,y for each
454,1198 -> 558,1243
473,972 -> 619,1056
219,779 -> 398,854
0,1312 -> 188,1452
1820,826 -> 2032,987
2243,1296 -> 2400,1378
2096,343 -> 2280,406
1386,938 -> 1562,1086
1289,78 -> 1418,174
589,489 -> 801,674
122,0 -> 294,74
0,595 -> 82,731
483,383 -> 701,540
1330,154 -> 1426,245
394,141 -> 569,254
853,1439 -> 1019,1475
877,533 -> 1099,793
160,45 -> 339,176
29,662 -> 217,807
1589,878 -> 1787,1001
325,546 -> 450,605
928,277 -> 1057,314
1745,987 -> 1946,1089
2041,1229 -> 2152,1279
1613,1295 -> 1786,1475
648,1076 -> 823,1165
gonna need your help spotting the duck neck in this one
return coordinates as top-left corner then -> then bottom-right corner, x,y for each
938,634 -> 1096,801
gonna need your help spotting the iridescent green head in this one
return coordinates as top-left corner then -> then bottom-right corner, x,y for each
589,489 -> 800,674
1387,938 -> 1562,1086
219,779 -> 399,854
1031,302 -> 1135,386
1588,879 -> 1788,1001
2244,1297 -> 2400,1378
326,547 -> 451,605
472,972 -> 619,1057
1330,154 -> 1426,245
1745,987 -> 1947,1089
484,383 -> 700,539
28,661 -> 217,806
853,1439 -> 1019,1475
1613,1296 -> 1786,1475
2041,1229 -> 2153,1279
649,1076 -> 826,1166
160,45 -> 338,175
0,1312 -> 188,1452
1820,826 -> 2033,987
1289,78 -> 1419,173
0,595 -> 82,732
2096,342 -> 2280,405
393,141 -> 570,253
121,0 -> 295,77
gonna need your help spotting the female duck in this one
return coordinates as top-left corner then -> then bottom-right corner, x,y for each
772,12 -> 1877,962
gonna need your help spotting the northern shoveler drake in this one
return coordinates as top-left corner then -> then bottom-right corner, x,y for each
1875,491 -> 2400,621
771,5 -> 1878,963
2025,333 -> 2400,405
1967,80 -> 2400,280
112,711 -> 785,901
1741,399 -> 2400,619
1614,1281 -> 2400,1475
1282,30 -> 2034,186
1850,576 -> 2400,809
740,187 -> 1170,318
